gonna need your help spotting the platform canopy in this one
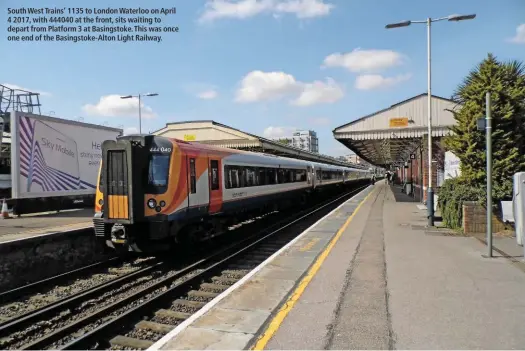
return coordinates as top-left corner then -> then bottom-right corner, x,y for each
153,120 -> 366,168
333,93 -> 460,168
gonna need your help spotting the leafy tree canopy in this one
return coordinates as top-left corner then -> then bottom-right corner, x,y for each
444,53 -> 525,201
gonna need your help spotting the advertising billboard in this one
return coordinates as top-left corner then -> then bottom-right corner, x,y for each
11,112 -> 122,199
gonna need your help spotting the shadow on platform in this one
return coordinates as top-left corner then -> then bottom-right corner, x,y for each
389,185 -> 419,203
389,185 -> 444,221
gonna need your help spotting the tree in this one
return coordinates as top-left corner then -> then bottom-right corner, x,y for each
276,138 -> 292,145
444,53 -> 525,201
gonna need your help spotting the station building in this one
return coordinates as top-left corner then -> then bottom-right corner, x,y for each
333,93 -> 460,202
153,120 -> 366,168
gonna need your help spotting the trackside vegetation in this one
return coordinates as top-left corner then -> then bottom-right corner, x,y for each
438,53 -> 525,229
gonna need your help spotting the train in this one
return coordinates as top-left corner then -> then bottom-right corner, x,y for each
93,135 -> 372,253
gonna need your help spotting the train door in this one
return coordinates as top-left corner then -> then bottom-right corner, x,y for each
208,157 -> 222,213
187,155 -> 209,214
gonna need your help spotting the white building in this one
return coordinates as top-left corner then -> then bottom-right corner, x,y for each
289,130 -> 319,153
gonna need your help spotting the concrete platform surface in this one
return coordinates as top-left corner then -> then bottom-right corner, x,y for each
0,208 -> 94,242
148,185 -> 376,351
262,184 -> 525,350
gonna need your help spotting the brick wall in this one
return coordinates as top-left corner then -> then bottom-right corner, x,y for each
462,201 -> 508,234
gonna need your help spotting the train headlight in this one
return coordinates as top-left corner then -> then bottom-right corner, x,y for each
147,198 -> 157,209
98,199 -> 104,205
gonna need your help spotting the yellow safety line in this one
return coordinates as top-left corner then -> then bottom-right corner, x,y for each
251,188 -> 376,350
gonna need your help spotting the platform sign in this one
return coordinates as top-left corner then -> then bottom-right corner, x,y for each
183,134 -> 196,141
389,117 -> 409,128
410,154 -> 415,160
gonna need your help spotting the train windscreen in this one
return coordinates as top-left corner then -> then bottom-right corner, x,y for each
147,154 -> 170,193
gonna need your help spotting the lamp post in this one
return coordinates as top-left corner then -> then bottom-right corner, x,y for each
120,93 -> 159,134
385,13 -> 476,227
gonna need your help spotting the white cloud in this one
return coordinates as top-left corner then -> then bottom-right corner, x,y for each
199,0 -> 334,22
509,23 -> 525,44
291,78 -> 344,106
355,73 -> 412,90
263,126 -> 296,138
197,90 -> 218,99
82,94 -> 156,119
235,70 -> 343,106
322,48 -> 405,73
274,0 -> 333,18
235,70 -> 301,103
2,83 -> 51,96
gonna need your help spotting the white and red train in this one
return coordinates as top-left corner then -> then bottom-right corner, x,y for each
94,135 -> 371,253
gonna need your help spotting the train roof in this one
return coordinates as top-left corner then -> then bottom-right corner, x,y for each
151,135 -> 368,171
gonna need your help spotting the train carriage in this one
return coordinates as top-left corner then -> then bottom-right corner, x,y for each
93,135 -> 370,253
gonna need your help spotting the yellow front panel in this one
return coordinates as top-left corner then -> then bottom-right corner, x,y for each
108,195 -> 129,219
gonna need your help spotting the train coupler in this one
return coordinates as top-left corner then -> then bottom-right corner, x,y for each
110,223 -> 128,244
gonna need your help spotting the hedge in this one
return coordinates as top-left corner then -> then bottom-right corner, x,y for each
438,178 -> 485,229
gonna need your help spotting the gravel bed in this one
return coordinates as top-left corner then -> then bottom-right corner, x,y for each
125,328 -> 164,342
0,257 -> 156,321
42,269 -> 205,350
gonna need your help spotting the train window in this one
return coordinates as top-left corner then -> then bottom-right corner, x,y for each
189,158 -> 196,194
267,168 -> 276,185
277,169 -> 284,184
245,167 -> 256,187
231,167 -> 239,188
99,166 -> 104,191
259,168 -> 266,186
296,169 -> 306,182
147,154 -> 170,193
225,166 -> 232,189
238,167 -> 245,188
211,160 -> 219,190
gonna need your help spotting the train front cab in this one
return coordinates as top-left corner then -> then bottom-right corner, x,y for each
93,136 -> 175,252
94,135 -> 224,253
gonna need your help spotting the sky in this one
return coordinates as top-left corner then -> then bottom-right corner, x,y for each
2,0 -> 524,157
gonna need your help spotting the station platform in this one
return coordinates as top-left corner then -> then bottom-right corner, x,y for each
0,208 -> 94,243
149,181 -> 525,350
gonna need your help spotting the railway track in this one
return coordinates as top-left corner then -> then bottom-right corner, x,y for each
0,184 -> 368,350
0,257 -> 120,304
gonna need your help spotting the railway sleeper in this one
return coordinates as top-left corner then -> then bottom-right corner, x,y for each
188,290 -> 219,300
155,309 -> 191,321
211,276 -> 238,285
172,299 -> 206,309
222,269 -> 250,278
200,283 -> 229,293
110,335 -> 153,350
135,320 -> 174,334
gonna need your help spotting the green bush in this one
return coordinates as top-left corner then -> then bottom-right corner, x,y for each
438,178 -> 485,229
